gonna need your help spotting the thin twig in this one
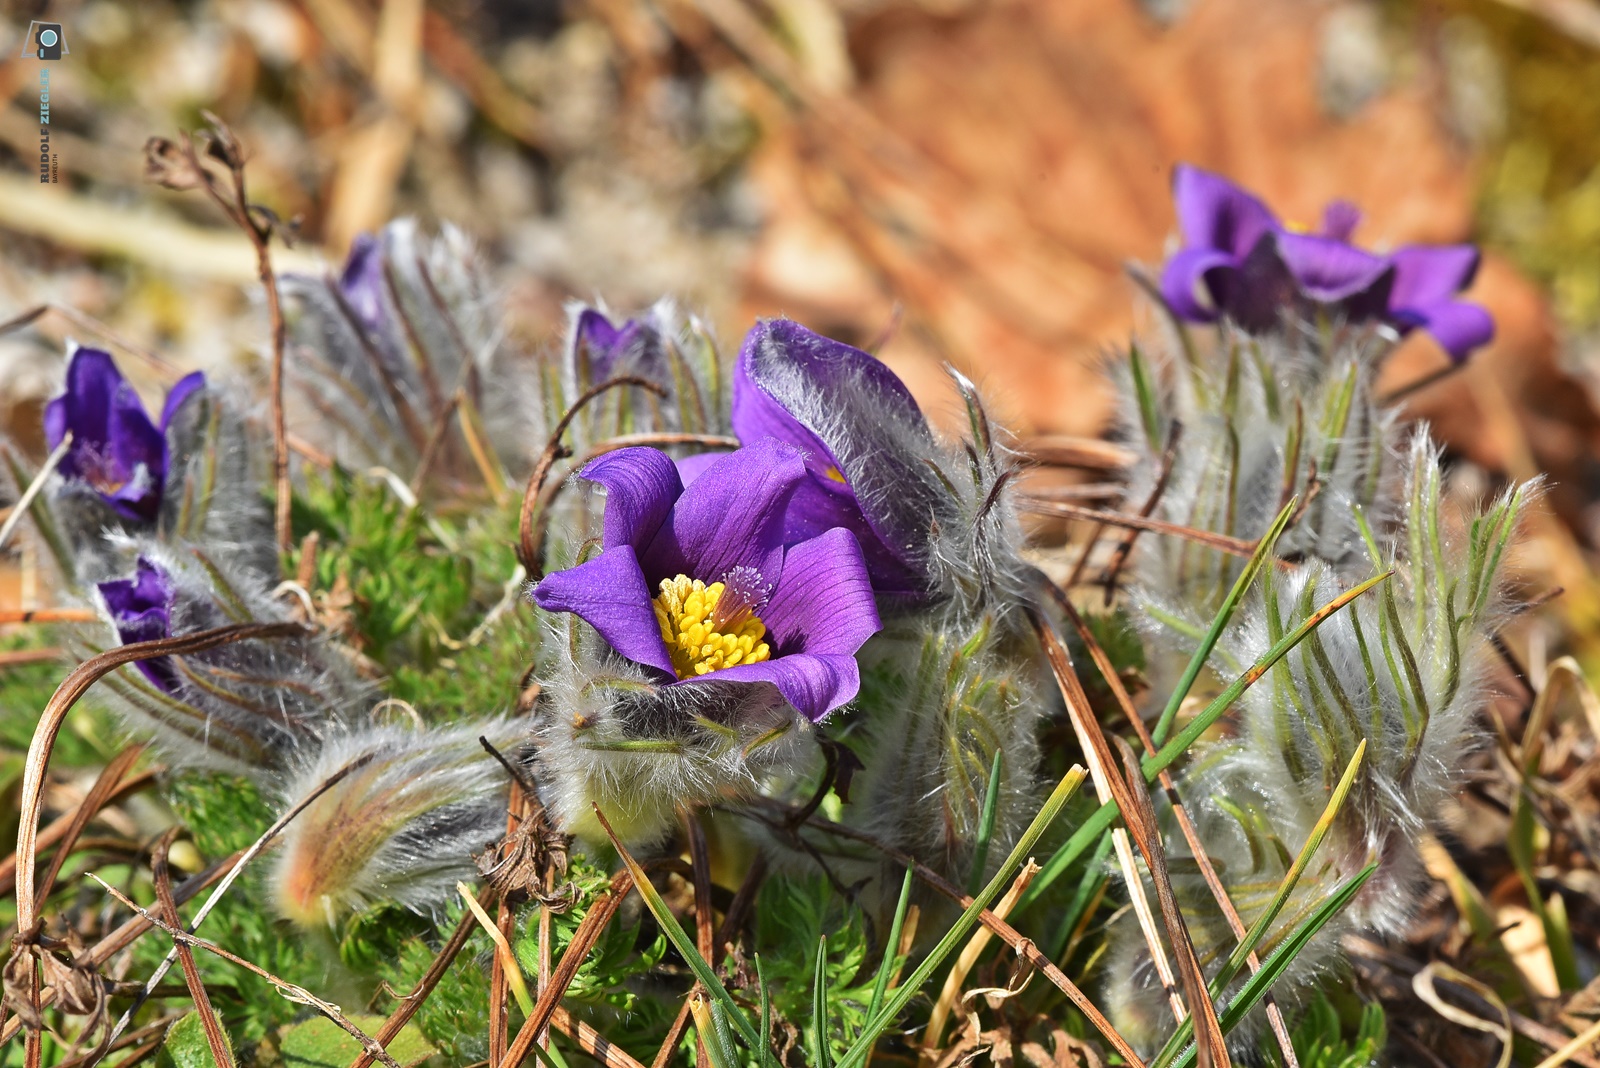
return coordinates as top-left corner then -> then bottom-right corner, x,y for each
1048,584 -> 1298,1066
745,799 -> 1144,1067
104,746 -> 374,1048
0,434 -> 72,554
551,1007 -> 648,1068
90,877 -> 401,1068
349,904 -> 484,1068
519,432 -> 740,580
496,871 -> 636,1068
0,766 -> 160,897
0,609 -> 97,624
1099,422 -> 1180,604
1023,499 -> 1264,560
33,745 -> 147,910
151,831 -> 234,1068
515,377 -> 671,573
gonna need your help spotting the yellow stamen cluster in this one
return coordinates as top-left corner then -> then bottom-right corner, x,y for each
653,574 -> 771,679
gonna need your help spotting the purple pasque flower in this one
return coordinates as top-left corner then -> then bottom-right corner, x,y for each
44,349 -> 205,522
97,556 -> 179,693
1159,164 -> 1493,362
533,439 -> 881,721
718,319 -> 937,599
338,233 -> 387,333
574,309 -> 649,382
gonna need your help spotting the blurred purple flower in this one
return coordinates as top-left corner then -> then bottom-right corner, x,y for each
338,233 -> 387,332
533,439 -> 881,721
45,349 -> 205,522
1158,164 -> 1493,362
574,309 -> 648,382
97,556 -> 179,693
712,320 -> 935,598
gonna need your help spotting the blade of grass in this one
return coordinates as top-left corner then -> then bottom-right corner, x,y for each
967,749 -> 1005,896
457,882 -> 534,1016
1154,863 -> 1379,1068
833,766 -> 1088,1068
593,806 -> 762,1052
1152,499 -> 1297,745
1208,741 -> 1366,996
811,936 -> 833,1068
1018,571 -> 1391,915
865,866 -> 914,1032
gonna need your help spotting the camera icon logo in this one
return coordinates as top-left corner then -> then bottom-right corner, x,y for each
21,21 -> 68,60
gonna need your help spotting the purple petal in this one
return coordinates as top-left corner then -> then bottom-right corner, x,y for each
50,348 -> 123,456
1275,231 -> 1392,303
689,653 -> 863,722
779,479 -> 923,597
1158,247 -> 1237,322
1172,165 -> 1280,260
760,528 -> 881,657
1387,245 -> 1481,309
105,381 -> 167,520
580,447 -> 683,554
676,452 -> 720,487
338,233 -> 386,331
159,371 -> 207,430
734,320 -> 936,593
1391,300 -> 1495,364
1319,201 -> 1362,242
641,437 -> 804,586
97,557 -> 178,692
532,545 -> 677,678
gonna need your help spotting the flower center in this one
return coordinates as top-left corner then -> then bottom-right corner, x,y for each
652,570 -> 772,679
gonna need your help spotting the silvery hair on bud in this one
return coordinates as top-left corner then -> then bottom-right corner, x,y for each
1113,324 -> 1404,646
843,368 -> 1050,889
1105,430 -> 1536,1054
82,537 -> 366,777
532,619 -> 817,848
269,717 -> 528,926
278,219 -> 523,479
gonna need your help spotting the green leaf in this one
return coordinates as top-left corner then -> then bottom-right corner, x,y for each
158,1012 -> 232,1068
278,1015 -> 433,1068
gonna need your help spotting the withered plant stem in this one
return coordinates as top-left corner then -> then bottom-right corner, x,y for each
515,376 -> 670,573
519,432 -> 739,580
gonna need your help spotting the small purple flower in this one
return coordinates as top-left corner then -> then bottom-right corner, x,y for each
533,439 -> 881,721
1159,164 -> 1493,362
574,309 -> 649,382
338,233 -> 387,333
97,556 -> 179,693
718,320 -> 936,599
44,349 -> 205,522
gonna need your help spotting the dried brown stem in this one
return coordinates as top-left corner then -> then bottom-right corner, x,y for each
0,766 -> 160,897
519,432 -> 740,580
1023,500 -> 1263,560
32,745 -> 147,911
90,878 -> 401,1068
1098,422 -> 1180,604
515,377 -> 671,574
746,798 -> 1144,1067
0,853 -> 241,1047
349,903 -> 484,1068
152,831 -> 234,1068
551,1007 -> 648,1068
0,609 -> 97,624
1048,584 -> 1299,1065
0,649 -> 63,669
496,871 -> 635,1068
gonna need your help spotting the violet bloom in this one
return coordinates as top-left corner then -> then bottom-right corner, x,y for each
1159,164 -> 1493,362
44,349 -> 205,522
574,309 -> 648,382
533,439 -> 881,721
338,233 -> 387,333
97,556 -> 179,693
717,320 -> 938,599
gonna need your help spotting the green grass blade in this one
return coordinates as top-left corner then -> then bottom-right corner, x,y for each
1151,499 -> 1298,745
834,766 -> 1088,1068
812,936 -> 833,1068
967,748 -> 1005,895
1155,863 -> 1379,1068
593,806 -> 762,1052
1208,740 -> 1366,997
1018,571 -> 1391,915
865,866 -> 915,1035
756,955 -> 776,1068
